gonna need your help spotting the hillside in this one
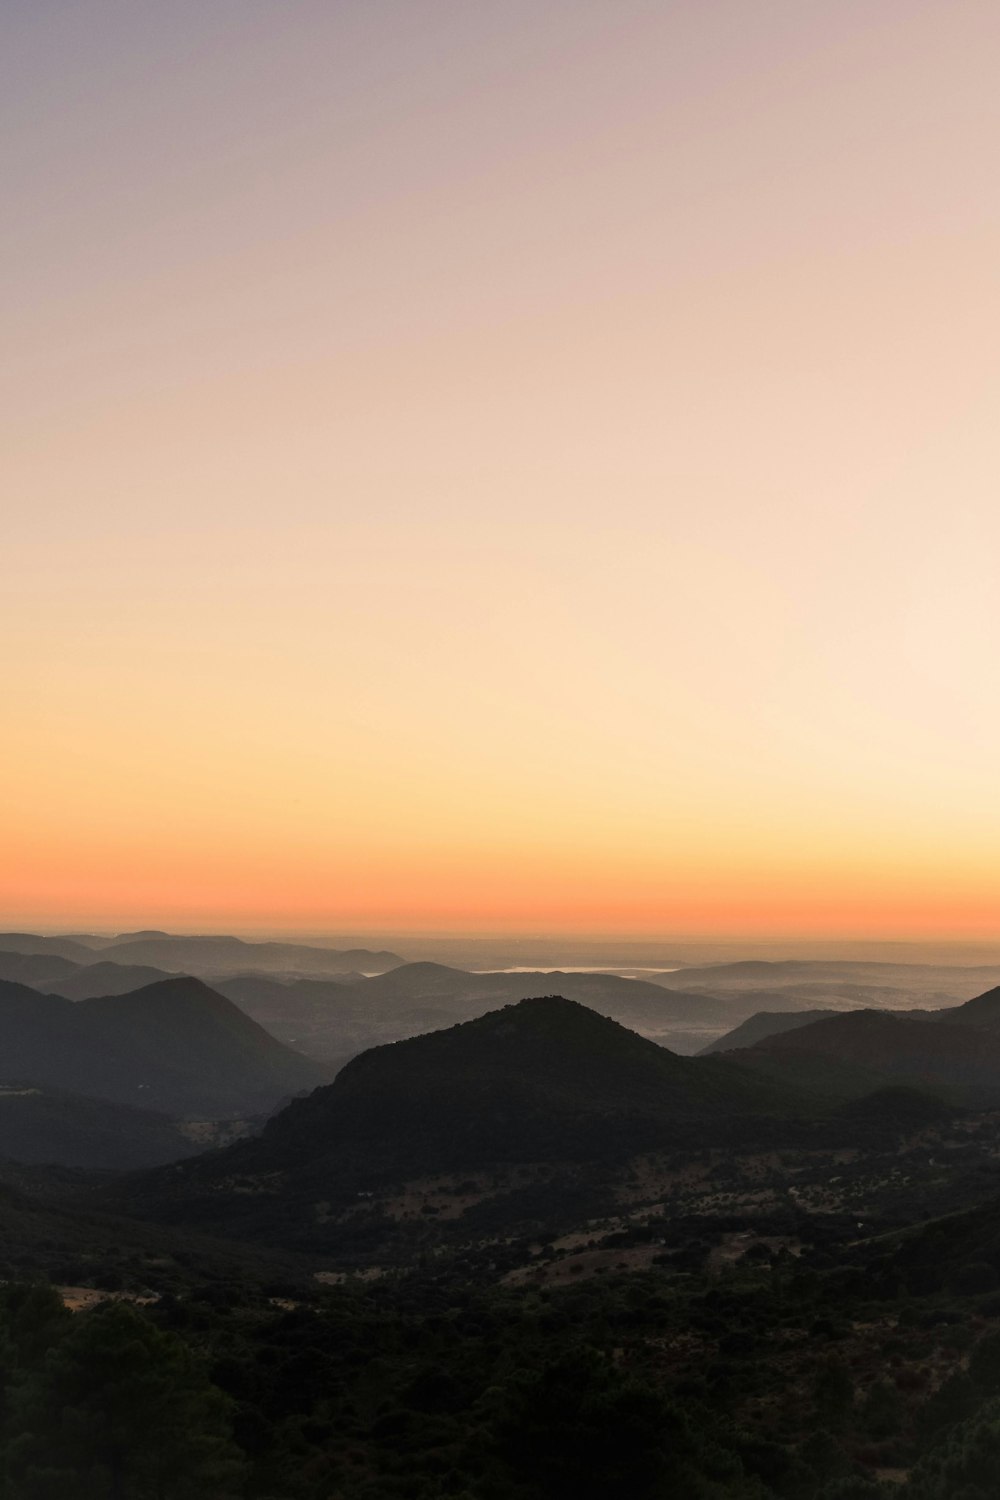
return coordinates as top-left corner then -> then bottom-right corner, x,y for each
730,1008 -> 1000,1106
0,1172 -> 314,1291
209,963 -> 739,1063
44,961 -> 177,1000
0,950 -> 81,987
0,977 -> 329,1120
214,974 -> 356,1058
0,1086 -> 199,1170
699,1008 -> 839,1054
79,978 -> 333,1113
944,984 -> 1000,1029
0,933 -> 97,962
112,996 -> 810,1248
829,1084 -> 958,1134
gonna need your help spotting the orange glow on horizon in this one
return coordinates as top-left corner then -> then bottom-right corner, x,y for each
5,3 -> 1000,940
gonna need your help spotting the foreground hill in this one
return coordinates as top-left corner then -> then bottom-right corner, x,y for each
0,1170 -> 314,1291
112,996 -> 811,1248
0,977 -> 330,1119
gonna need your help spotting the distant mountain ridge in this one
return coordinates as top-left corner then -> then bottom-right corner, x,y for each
0,930 -> 404,978
670,957 -> 1000,1006
208,962 -> 746,1063
0,951 -> 81,987
44,961 -> 180,1000
99,934 -> 404,975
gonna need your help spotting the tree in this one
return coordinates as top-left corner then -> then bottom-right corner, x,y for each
813,1358 -> 855,1433
859,1378 -> 903,1440
7,1300 -> 245,1499
495,1348 -> 750,1499
904,1397 -> 1000,1499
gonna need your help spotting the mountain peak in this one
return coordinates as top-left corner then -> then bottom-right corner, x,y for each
116,997 -> 806,1248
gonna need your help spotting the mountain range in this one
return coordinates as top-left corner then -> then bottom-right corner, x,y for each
720,991 -> 1000,1107
109,995 -> 817,1250
0,930 -> 403,977
209,961 -> 742,1060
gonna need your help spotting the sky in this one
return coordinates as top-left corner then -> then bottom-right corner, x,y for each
3,1 -> 1000,937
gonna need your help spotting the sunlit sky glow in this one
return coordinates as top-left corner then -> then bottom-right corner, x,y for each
4,1 -> 1000,936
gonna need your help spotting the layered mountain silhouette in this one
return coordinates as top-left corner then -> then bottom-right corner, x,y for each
94,933 -> 403,976
43,961 -> 178,1000
0,977 -> 330,1118
354,962 -> 733,1023
114,996 -> 810,1246
668,958 -> 1000,1009
728,1006 -> 1000,1107
0,930 -> 404,980
0,933 -> 97,962
699,1009 -> 840,1054
945,985 -> 1000,1029
201,963 -> 744,1063
0,951 -> 81,987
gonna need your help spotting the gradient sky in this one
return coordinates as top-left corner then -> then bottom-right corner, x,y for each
4,1 -> 1000,936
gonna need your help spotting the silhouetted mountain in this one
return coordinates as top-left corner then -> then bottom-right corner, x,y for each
0,951 -> 81,987
210,963 -> 737,1062
213,975 -> 357,1058
80,978 -> 333,1112
730,1009 -> 1000,1106
0,1085 -> 198,1170
108,929 -> 171,941
114,997 -> 809,1246
44,961 -> 178,1000
668,958 -> 1000,1007
0,933 -> 96,962
707,984 -> 1000,1067
0,977 -> 329,1118
356,962 -> 735,1028
945,985 -> 1000,1029
98,933 -> 404,976
700,1009 -> 839,1054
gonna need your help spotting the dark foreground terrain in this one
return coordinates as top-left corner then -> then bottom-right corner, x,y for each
6,973 -> 1000,1495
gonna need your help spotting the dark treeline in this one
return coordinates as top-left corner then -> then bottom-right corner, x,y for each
4,1249 -> 1000,1500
